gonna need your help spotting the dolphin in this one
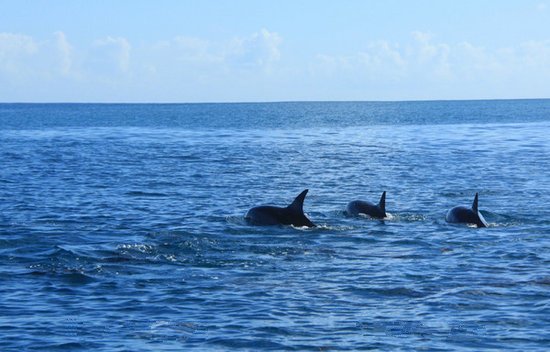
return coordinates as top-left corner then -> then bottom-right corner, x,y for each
445,193 -> 488,228
245,189 -> 316,227
346,191 -> 387,219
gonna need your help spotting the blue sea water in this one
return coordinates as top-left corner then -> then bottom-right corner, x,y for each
0,100 -> 549,351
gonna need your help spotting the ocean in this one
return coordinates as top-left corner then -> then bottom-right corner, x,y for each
0,100 -> 549,351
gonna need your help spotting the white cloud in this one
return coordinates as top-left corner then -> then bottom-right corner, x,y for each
2,28 -> 550,102
313,40 -> 406,82
0,32 -> 37,56
313,31 -> 550,83
453,41 -> 504,76
0,32 -> 75,81
156,35 -> 223,64
225,28 -> 282,70
54,31 -> 73,75
519,40 -> 550,71
173,36 -> 215,61
145,29 -> 282,78
90,36 -> 131,73
408,31 -> 451,79
0,33 -> 38,76
362,41 -> 406,70
354,42 -> 400,68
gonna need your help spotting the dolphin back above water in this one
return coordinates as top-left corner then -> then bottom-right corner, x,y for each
346,191 -> 387,219
245,189 -> 316,227
445,193 -> 488,228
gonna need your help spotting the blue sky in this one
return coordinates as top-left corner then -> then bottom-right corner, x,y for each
1,0 -> 550,102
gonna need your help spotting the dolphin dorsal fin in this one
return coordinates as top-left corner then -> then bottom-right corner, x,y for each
378,191 -> 386,214
472,193 -> 479,212
288,189 -> 309,213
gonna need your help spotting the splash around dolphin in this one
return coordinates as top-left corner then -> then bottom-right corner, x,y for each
345,191 -> 387,219
245,189 -> 316,227
445,193 -> 488,228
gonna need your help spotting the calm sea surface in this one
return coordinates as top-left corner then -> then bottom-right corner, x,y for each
1,101 -> 549,351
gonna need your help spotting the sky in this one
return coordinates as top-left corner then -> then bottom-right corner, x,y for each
1,0 -> 550,102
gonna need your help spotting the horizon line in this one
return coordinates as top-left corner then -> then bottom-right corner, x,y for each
1,97 -> 549,105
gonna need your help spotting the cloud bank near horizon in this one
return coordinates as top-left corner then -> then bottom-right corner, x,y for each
1,29 -> 550,102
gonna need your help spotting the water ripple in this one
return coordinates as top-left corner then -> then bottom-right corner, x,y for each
0,103 -> 549,351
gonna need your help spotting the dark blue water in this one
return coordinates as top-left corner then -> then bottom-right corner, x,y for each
1,101 -> 549,351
